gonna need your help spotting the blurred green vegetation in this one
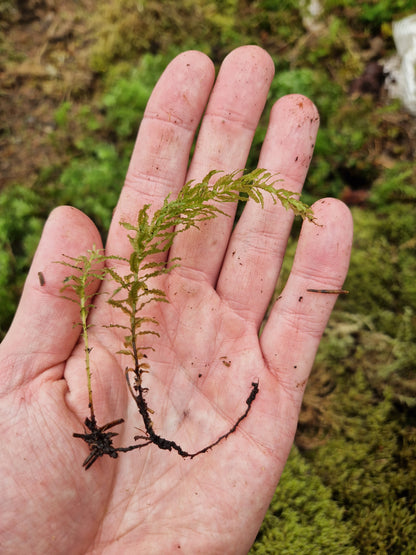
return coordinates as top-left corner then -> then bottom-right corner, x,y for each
1,0 -> 415,552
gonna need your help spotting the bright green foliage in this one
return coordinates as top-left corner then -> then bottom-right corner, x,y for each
0,185 -> 46,339
58,142 -> 125,233
250,446 -> 358,554
101,78 -> 150,139
269,68 -> 343,123
100,53 -> 169,138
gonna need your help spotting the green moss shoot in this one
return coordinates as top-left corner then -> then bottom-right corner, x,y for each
61,168 -> 313,468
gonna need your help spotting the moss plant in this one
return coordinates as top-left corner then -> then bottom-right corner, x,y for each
250,446 -> 358,554
0,184 -> 47,340
60,169 -> 313,469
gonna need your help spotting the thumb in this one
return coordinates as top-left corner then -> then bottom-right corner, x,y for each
0,206 -> 103,391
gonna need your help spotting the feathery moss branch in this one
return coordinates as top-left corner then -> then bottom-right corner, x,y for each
63,169 -> 314,468
58,247 -> 108,419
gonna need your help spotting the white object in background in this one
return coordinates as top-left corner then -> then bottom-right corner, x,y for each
390,14 -> 416,115
301,0 -> 324,33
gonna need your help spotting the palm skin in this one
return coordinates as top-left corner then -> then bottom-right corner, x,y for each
0,46 -> 352,554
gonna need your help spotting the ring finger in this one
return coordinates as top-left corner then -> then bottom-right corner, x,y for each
217,94 -> 320,328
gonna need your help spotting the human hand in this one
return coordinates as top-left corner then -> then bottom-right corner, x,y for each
0,46 -> 352,554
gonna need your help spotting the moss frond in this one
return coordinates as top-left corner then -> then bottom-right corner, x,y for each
64,169 -> 313,468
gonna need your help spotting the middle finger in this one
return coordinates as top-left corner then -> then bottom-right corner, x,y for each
168,46 -> 275,285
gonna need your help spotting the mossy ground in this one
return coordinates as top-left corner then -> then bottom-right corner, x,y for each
1,1 -> 415,552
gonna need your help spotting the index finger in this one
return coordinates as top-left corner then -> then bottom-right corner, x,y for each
105,51 -> 215,259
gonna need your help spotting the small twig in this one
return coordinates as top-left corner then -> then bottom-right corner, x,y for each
307,288 -> 349,294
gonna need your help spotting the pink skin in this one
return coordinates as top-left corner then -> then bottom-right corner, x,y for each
0,46 -> 352,554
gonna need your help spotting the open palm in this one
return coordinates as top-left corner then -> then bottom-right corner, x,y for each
0,46 -> 352,554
